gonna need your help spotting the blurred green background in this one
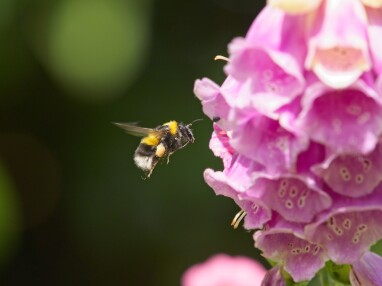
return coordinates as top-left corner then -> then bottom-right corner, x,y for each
0,0 -> 266,285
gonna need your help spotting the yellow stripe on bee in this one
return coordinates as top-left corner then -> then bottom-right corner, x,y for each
163,121 -> 178,135
141,135 -> 159,146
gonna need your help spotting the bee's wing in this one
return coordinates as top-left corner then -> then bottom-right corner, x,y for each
114,122 -> 162,137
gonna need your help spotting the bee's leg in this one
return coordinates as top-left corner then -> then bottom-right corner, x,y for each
145,156 -> 160,179
178,141 -> 189,150
166,152 -> 173,164
146,169 -> 153,179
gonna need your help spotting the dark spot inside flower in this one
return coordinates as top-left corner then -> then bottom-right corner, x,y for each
339,167 -> 351,181
301,189 -> 309,198
290,186 -> 298,197
278,187 -> 286,198
280,180 -> 288,188
297,198 -> 305,208
291,248 -> 301,255
334,226 -> 343,235
285,200 -> 293,209
342,219 -> 352,229
362,158 -> 372,172
313,246 -> 320,255
355,174 -> 364,184
357,224 -> 367,232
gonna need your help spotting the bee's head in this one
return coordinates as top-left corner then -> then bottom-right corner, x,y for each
180,124 -> 195,143
180,119 -> 202,144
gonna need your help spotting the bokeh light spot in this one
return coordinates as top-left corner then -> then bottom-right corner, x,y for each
0,161 -> 21,269
0,133 -> 61,229
46,0 -> 150,100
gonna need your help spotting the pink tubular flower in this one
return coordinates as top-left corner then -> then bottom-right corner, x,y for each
181,254 -> 266,286
350,251 -> 382,285
305,0 -> 371,88
195,0 -> 382,284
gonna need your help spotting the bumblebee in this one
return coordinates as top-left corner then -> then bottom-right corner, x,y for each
114,120 -> 198,178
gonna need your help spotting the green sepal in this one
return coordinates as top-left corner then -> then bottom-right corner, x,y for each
325,261 -> 351,284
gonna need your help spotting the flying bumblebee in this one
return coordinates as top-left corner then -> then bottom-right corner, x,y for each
114,120 -> 199,178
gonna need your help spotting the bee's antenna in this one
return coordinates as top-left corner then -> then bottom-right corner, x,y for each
188,118 -> 203,126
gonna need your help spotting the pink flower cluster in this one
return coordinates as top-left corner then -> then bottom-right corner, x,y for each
182,254 -> 266,286
195,0 -> 382,284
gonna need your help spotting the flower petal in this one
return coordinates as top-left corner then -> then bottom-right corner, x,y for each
254,218 -> 327,282
209,124 -> 234,169
245,5 -> 307,65
203,155 -> 271,229
230,108 -> 309,174
261,265 -> 286,286
182,254 -> 266,286
305,0 -> 370,88
297,80 -> 382,154
350,251 -> 382,286
267,0 -> 323,14
194,77 -> 233,129
244,174 -> 331,223
296,141 -> 326,175
312,143 -> 382,197
305,186 -> 382,264
226,44 -> 304,115
365,6 -> 382,74
362,0 -> 382,8
225,6 -> 306,114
